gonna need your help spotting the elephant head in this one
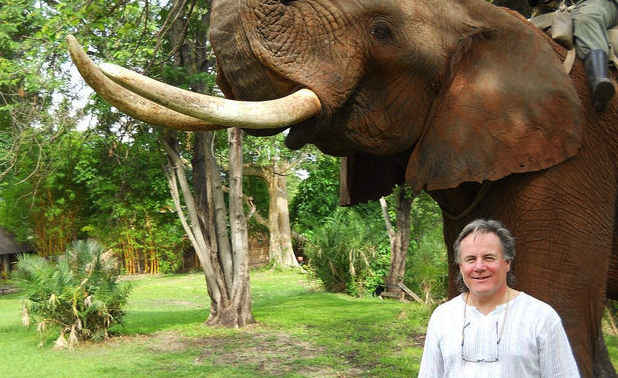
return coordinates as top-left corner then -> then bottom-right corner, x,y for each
68,0 -> 583,203
209,0 -> 583,198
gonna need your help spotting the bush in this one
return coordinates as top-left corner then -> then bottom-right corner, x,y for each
304,207 -> 390,296
13,239 -> 131,349
405,231 -> 448,303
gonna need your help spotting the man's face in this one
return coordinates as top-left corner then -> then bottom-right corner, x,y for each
458,231 -> 511,300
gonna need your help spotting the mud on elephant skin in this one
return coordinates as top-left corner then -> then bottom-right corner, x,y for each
67,0 -> 617,376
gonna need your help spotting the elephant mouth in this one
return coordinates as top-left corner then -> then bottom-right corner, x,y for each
66,35 -> 322,133
283,119 -> 322,150
240,113 -> 320,150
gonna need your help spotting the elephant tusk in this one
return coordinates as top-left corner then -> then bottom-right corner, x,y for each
99,63 -> 322,129
66,35 -> 223,131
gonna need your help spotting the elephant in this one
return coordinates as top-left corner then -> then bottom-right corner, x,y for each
67,0 -> 617,375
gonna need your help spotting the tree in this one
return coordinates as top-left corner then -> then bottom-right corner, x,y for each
405,192 -> 447,302
244,155 -> 298,268
380,186 -> 417,300
242,134 -> 323,268
0,0 -> 190,268
1,0 -> 254,326
0,0 -> 87,246
0,125 -> 87,253
75,131 -> 188,274
153,0 -> 253,326
162,129 -> 254,326
226,128 -> 253,323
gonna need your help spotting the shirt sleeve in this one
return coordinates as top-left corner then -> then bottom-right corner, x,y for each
418,312 -> 445,378
538,312 -> 581,378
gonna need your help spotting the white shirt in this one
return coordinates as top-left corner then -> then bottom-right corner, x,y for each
418,292 -> 580,378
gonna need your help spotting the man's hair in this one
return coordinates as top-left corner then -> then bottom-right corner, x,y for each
453,218 -> 517,292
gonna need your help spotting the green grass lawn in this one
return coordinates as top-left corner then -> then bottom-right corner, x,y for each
0,271 -> 428,377
1,271 -> 616,377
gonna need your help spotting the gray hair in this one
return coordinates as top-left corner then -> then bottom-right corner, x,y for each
453,219 -> 516,292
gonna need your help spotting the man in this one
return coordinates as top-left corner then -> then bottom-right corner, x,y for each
418,219 -> 579,377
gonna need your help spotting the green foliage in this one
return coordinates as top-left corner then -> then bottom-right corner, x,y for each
244,133 -> 304,167
240,135 -> 320,235
13,239 -> 131,349
0,125 -> 187,272
404,192 -> 448,302
303,207 -> 390,296
0,123 -> 87,251
0,0 -> 191,270
289,154 -> 340,234
292,159 -> 447,301
242,175 -> 270,235
78,132 -> 188,273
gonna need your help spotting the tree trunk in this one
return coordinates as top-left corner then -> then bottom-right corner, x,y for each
161,131 -> 223,308
162,130 -> 254,327
226,128 -> 254,326
201,132 -> 234,296
382,187 -> 414,298
245,163 -> 298,268
380,197 -> 395,245
268,167 -> 297,267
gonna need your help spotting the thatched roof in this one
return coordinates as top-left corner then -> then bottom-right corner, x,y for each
0,226 -> 30,256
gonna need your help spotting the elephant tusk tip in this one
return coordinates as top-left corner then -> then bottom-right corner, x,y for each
99,63 -> 127,79
66,35 -> 79,49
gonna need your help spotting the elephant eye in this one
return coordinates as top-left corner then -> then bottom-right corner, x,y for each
370,20 -> 393,40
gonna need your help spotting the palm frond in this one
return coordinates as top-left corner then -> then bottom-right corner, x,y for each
14,239 -> 131,348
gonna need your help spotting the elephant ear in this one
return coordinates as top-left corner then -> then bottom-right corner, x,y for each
405,9 -> 583,191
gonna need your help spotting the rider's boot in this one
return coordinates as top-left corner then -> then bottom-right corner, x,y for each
584,49 -> 615,111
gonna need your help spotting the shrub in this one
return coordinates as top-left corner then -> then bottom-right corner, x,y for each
14,239 -> 131,349
304,207 -> 390,296
405,231 -> 448,304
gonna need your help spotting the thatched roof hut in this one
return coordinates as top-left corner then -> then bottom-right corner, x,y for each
0,226 -> 31,275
